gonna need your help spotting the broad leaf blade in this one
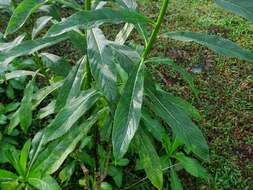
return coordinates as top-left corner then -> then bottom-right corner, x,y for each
41,53 -> 72,77
0,34 -> 25,51
46,8 -> 150,37
112,62 -> 144,159
0,169 -> 18,183
0,34 -> 68,72
173,152 -> 211,179
170,169 -> 183,190
19,79 -> 35,133
5,0 -> 47,35
214,0 -> 253,22
30,108 -> 106,176
28,176 -> 61,190
135,129 -> 163,190
146,89 -> 209,161
163,31 -> 253,63
88,28 -> 118,103
20,139 -> 31,173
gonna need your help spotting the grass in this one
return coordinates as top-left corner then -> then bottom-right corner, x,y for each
140,0 -> 252,189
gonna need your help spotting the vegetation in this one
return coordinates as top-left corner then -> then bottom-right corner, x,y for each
0,0 -> 252,189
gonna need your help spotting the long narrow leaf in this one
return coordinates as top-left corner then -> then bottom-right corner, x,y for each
214,0 -> 253,22
163,31 -> 253,63
46,8 -> 150,37
88,28 -> 118,103
135,129 -> 163,190
5,0 -> 48,35
146,89 -> 209,161
112,62 -> 144,159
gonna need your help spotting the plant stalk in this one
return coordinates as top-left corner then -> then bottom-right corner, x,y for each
141,0 -> 169,60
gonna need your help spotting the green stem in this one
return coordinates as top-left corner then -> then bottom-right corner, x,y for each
141,0 -> 169,60
85,0 -> 92,11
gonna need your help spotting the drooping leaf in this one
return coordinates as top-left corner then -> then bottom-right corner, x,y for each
46,8 -> 150,37
145,57 -> 198,94
5,0 -> 48,35
214,0 -> 253,22
112,62 -> 144,159
28,176 -> 61,190
34,89 -> 100,145
87,28 -> 118,103
0,34 -> 68,72
170,169 -> 183,190
173,152 -> 211,179
30,107 -> 107,176
0,34 -> 25,51
163,31 -> 253,63
32,16 -> 52,39
41,53 -> 72,77
146,89 -> 209,161
19,78 -> 35,133
55,57 -> 86,111
20,139 -> 31,173
0,169 -> 18,183
135,129 -> 163,190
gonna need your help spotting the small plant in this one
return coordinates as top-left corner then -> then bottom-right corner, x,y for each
0,0 -> 252,189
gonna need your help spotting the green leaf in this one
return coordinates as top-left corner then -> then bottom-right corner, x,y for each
0,34 -> 68,72
5,70 -> 39,80
146,89 -> 209,161
28,176 -> 61,190
6,148 -> 24,176
55,57 -> 86,111
41,53 -> 72,77
58,161 -> 76,184
135,129 -> 163,190
33,89 -> 100,146
112,62 -> 144,159
32,16 -> 52,39
141,110 -> 166,142
214,0 -> 253,22
87,28 -> 118,103
30,108 -> 106,176
108,166 -> 123,187
46,8 -> 150,37
159,92 -> 201,120
36,100 -> 55,119
0,169 -> 18,183
145,57 -> 198,94
19,139 -> 31,174
5,0 -> 48,35
173,152 -> 211,179
19,79 -> 35,133
0,34 -> 25,51
170,169 -> 183,190
68,30 -> 87,54
32,81 -> 63,108
163,31 -> 253,63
